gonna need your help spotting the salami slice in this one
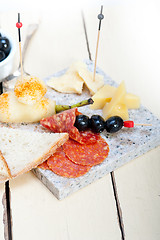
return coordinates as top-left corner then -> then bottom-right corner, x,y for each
40,108 -> 99,144
41,108 -> 77,133
38,161 -> 50,170
47,146 -> 91,178
78,131 -> 99,144
63,136 -> 109,166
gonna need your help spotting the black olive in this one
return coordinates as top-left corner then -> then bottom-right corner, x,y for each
105,116 -> 123,133
0,37 -> 11,56
90,115 -> 105,133
0,50 -> 6,62
74,115 -> 89,131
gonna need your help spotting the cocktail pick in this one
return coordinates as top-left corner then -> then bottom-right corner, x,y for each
123,121 -> 152,128
104,116 -> 152,133
16,13 -> 23,81
93,5 -> 104,81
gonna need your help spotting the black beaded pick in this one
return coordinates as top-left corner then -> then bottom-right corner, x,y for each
18,13 -> 21,42
98,5 -> 104,30
93,6 -> 104,82
16,13 -> 23,80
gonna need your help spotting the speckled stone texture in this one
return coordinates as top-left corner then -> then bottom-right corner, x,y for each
32,60 -> 160,200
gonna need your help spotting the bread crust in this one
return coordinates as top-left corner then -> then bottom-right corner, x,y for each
0,174 -> 9,183
0,150 -> 12,178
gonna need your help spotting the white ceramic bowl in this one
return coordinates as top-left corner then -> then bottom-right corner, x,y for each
0,29 -> 16,82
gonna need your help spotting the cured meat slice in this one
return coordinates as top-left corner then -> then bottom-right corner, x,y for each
78,131 -> 99,144
63,137 -> 109,166
40,108 -> 99,144
38,161 -> 50,170
40,108 -> 78,133
47,147 -> 91,178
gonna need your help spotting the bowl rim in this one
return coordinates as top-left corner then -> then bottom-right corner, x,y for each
0,29 -> 16,67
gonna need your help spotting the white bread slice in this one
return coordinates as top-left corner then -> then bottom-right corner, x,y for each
0,151 -> 10,177
0,127 -> 68,180
0,174 -> 8,183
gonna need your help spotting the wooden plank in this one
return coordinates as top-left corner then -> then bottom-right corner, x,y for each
10,173 -> 70,240
114,147 -> 160,239
0,184 -> 5,240
0,12 -> 41,73
82,2 -> 160,117
83,2 -> 160,239
10,173 -> 121,240
3,10 -> 121,240
65,175 -> 120,240
23,9 -> 89,78
0,71 -> 5,240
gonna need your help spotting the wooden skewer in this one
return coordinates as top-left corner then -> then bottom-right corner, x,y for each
17,13 -> 23,81
93,6 -> 104,82
123,120 -> 152,128
134,123 -> 152,126
19,41 -> 23,81
93,30 -> 100,82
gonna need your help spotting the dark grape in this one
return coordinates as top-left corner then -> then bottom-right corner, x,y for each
0,50 -> 6,62
75,114 -> 124,134
74,115 -> 89,131
0,37 -> 11,56
105,116 -> 123,133
90,115 -> 105,133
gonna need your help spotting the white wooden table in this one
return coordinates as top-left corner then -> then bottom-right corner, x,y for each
0,1 -> 160,239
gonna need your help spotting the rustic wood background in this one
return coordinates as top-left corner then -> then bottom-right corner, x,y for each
0,1 -> 160,239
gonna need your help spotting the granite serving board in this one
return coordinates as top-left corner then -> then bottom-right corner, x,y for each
30,59 -> 160,200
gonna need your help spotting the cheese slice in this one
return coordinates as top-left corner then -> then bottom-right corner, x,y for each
91,84 -> 140,110
78,68 -> 104,95
126,93 -> 140,109
47,61 -> 104,95
66,61 -> 87,73
102,81 -> 129,120
90,85 -> 116,109
104,103 -> 129,120
47,71 -> 84,94
47,62 -> 86,94
68,61 -> 104,95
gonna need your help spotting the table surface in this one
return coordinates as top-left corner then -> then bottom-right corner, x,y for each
0,1 -> 160,239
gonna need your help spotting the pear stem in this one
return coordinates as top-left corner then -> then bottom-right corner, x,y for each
55,98 -> 94,113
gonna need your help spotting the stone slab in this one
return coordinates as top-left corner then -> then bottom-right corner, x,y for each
32,60 -> 160,200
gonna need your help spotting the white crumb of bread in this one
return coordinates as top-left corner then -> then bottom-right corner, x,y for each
0,127 -> 69,180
